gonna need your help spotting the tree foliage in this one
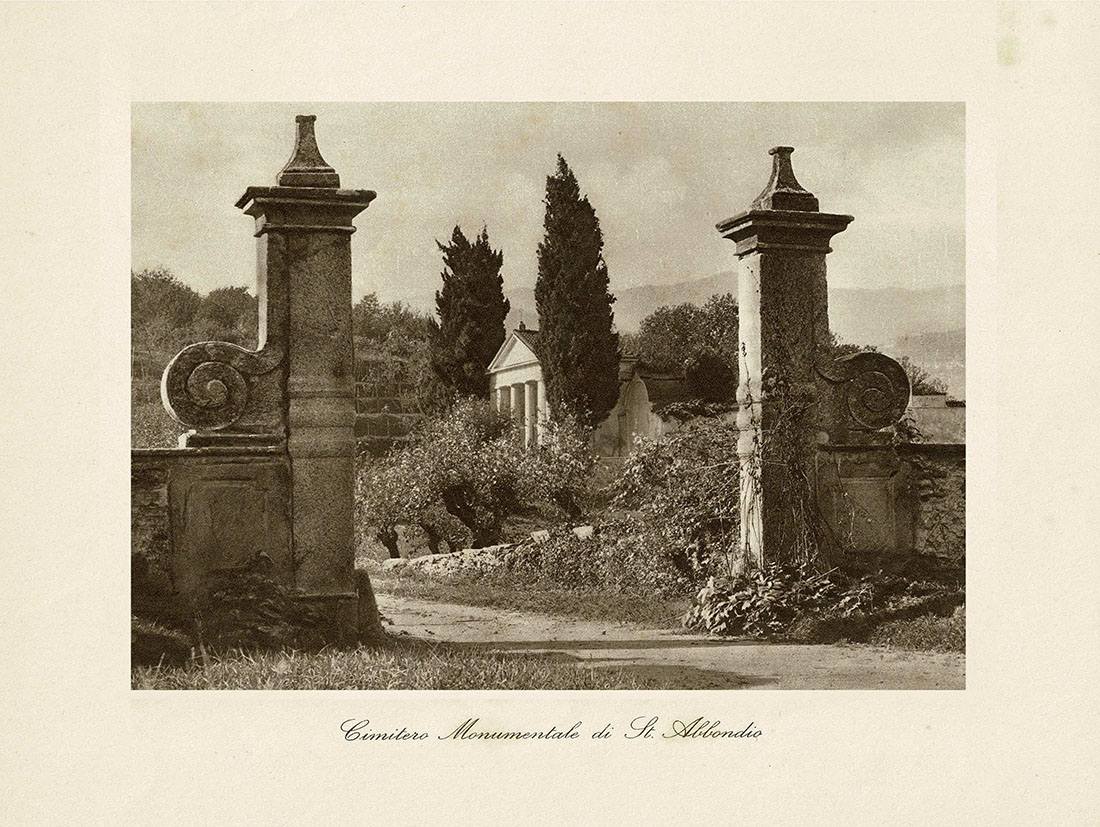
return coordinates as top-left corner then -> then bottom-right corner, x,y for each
428,226 -> 509,398
353,292 -> 449,416
637,293 -> 738,400
535,155 -> 620,428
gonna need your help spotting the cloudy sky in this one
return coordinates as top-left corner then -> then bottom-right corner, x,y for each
132,102 -> 964,303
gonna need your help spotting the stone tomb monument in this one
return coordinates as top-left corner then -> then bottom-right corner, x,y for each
132,116 -> 381,642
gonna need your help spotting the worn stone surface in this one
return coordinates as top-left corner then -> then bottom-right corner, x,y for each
232,117 -> 376,639
901,445 -> 966,560
132,447 -> 292,617
718,148 -> 852,571
815,443 -> 965,561
718,147 -> 918,569
138,116 -> 380,644
387,545 -> 515,578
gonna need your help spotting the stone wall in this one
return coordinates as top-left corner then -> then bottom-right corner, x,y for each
132,447 -> 292,621
354,347 -> 422,452
900,444 -> 965,562
817,443 -> 964,564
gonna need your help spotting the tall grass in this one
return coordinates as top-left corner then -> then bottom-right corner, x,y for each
132,639 -> 658,690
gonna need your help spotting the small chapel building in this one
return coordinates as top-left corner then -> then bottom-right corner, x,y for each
486,323 -> 687,458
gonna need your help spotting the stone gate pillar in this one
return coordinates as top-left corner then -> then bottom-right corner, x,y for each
718,147 -> 851,573
162,115 -> 377,641
718,147 -> 910,573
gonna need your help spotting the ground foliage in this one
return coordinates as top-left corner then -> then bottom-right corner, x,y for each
684,560 -> 964,642
133,639 -> 659,690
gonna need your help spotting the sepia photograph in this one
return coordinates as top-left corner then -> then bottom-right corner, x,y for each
131,102 -> 965,689
8,1 -> 1100,823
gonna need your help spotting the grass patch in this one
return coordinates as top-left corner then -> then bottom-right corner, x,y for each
372,570 -> 688,628
867,609 -> 965,653
132,637 -> 661,690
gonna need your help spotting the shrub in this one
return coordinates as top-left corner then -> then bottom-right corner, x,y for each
683,562 -> 964,641
356,399 -> 595,550
683,563 -> 861,637
614,419 -> 739,581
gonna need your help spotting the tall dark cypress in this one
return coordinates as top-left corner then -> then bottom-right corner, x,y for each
428,226 -> 509,398
535,155 -> 620,427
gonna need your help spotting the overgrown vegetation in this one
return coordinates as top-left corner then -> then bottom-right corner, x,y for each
130,556 -> 355,667
684,560 -> 963,643
356,399 -> 595,552
614,420 -> 740,581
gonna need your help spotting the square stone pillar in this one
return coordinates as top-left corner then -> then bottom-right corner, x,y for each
236,116 -> 376,639
717,147 -> 852,574
524,380 -> 539,448
496,384 -> 510,415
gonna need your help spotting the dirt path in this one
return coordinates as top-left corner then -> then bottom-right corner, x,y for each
376,594 -> 965,690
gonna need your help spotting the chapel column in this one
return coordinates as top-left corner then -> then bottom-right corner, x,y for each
524,380 -> 539,448
511,383 -> 525,441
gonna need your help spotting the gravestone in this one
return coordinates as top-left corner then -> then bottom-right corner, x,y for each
718,147 -> 911,573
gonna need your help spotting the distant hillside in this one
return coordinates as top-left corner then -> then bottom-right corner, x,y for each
388,273 -> 966,397
501,274 -> 963,345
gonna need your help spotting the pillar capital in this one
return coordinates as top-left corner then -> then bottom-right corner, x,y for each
235,115 -> 375,236
716,147 -> 852,256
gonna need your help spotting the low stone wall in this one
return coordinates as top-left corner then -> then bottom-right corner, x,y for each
817,443 -> 964,563
899,443 -> 965,562
132,446 -> 292,621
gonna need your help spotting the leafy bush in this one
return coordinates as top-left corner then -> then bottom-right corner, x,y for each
356,399 -> 595,550
614,419 -> 739,581
684,564 -> 862,637
683,561 -> 963,641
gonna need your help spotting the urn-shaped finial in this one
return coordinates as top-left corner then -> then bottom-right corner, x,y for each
278,115 -> 340,188
750,146 -> 819,212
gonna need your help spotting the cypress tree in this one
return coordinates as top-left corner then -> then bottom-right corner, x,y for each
535,155 -> 620,427
428,225 -> 509,398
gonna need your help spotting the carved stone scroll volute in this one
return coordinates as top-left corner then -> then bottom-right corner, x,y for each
817,351 -> 911,444
160,339 -> 285,444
